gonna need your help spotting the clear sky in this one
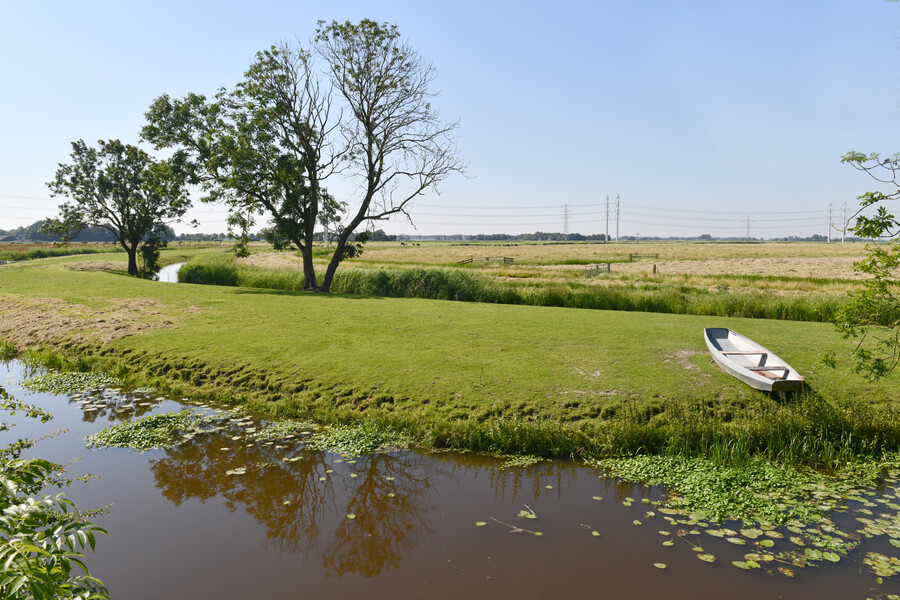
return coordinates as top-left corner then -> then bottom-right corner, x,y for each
2,1 -> 899,239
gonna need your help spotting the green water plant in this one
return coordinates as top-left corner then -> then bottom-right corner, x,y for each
248,420 -> 317,441
0,340 -> 16,361
306,422 -> 411,457
86,410 -> 200,451
0,383 -> 108,599
22,372 -> 123,395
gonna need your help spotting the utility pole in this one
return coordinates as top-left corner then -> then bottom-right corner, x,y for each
615,194 -> 621,243
745,215 -> 750,240
563,203 -> 569,238
605,195 -> 610,243
842,201 -> 848,243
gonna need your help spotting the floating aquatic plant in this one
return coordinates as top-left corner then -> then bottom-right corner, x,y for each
86,410 -> 200,450
864,552 -> 900,578
23,371 -> 123,394
306,422 -> 410,457
248,420 -> 317,441
517,505 -> 538,520
498,454 -> 543,470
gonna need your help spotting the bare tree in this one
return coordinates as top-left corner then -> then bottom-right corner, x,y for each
315,19 -> 464,292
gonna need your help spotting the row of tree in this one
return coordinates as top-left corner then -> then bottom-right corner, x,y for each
43,19 -> 462,282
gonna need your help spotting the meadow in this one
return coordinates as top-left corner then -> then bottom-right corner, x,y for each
0,241 -> 897,470
180,241 -> 873,323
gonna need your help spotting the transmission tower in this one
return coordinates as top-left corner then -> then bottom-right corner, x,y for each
605,195 -> 610,243
745,215 -> 750,240
827,203 -> 833,243
563,204 -> 569,237
615,194 -> 621,243
842,201 -> 848,243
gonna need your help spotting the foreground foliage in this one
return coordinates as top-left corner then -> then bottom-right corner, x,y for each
0,384 -> 108,599
839,151 -> 900,378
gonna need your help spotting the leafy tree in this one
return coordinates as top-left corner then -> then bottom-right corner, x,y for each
143,20 -> 462,292
0,382 -> 108,599
835,151 -> 900,378
44,139 -> 193,277
143,44 -> 342,290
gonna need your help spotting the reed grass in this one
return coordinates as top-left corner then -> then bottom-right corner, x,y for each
0,246 -> 120,262
179,255 -> 850,323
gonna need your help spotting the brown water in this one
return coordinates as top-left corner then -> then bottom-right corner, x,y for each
4,360 -> 899,599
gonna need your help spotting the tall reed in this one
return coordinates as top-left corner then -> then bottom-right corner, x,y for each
178,255 -> 852,323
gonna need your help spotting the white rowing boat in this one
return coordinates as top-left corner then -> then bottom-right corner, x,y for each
703,328 -> 804,393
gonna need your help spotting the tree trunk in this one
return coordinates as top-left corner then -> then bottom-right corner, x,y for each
319,243 -> 342,293
126,247 -> 138,276
301,244 -> 317,291
320,221 -> 360,292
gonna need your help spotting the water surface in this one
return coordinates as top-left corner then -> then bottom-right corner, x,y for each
4,360 -> 899,599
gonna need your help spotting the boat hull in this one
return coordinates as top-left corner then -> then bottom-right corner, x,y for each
703,328 -> 804,393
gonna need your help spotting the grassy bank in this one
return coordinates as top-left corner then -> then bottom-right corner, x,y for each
180,254 -> 848,323
1,253 -> 898,470
0,244 -> 122,262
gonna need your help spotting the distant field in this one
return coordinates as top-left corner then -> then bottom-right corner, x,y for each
234,242 -> 871,315
351,240 -> 870,266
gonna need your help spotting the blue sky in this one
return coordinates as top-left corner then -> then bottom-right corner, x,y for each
2,1 -> 899,238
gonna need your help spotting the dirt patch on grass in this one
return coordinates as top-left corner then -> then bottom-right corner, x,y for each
64,261 -> 126,272
240,252 -> 303,270
0,294 -> 176,348
664,349 -> 708,374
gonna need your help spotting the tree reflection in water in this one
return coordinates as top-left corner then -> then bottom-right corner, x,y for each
148,428 -> 444,576
321,453 -> 436,576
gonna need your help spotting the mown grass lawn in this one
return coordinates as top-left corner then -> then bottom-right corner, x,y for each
0,250 -> 897,461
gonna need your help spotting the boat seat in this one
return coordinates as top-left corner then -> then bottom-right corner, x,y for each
721,351 -> 767,356
747,365 -> 789,379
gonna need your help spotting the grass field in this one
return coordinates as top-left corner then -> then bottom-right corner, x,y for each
178,241 -> 876,324
1,243 -> 898,468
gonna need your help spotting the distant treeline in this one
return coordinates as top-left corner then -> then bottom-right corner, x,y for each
2,220 -> 858,244
0,220 -> 176,243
